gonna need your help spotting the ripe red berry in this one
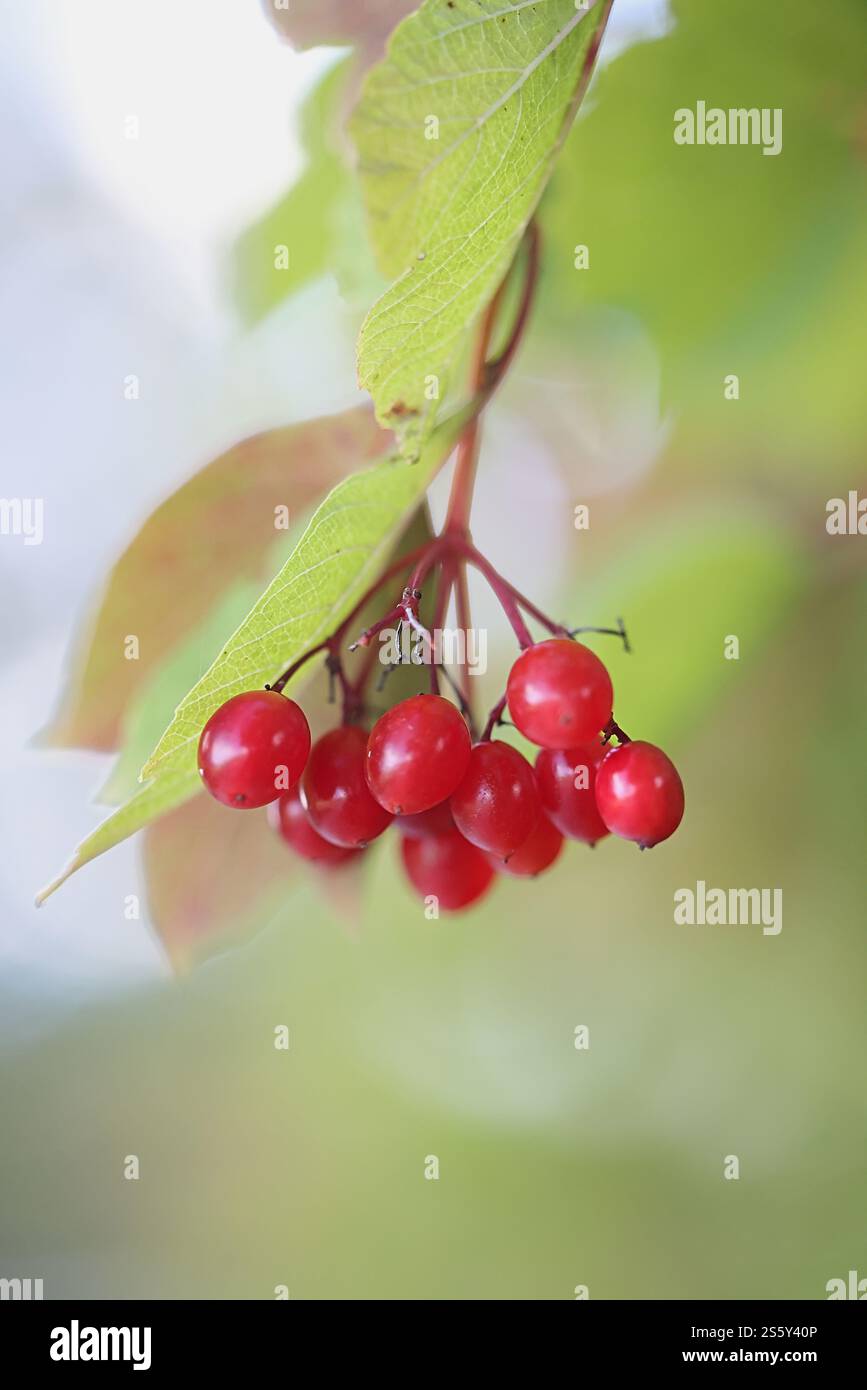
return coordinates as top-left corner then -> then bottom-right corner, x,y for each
268,785 -> 359,866
506,639 -> 613,749
301,725 -> 393,848
400,829 -> 494,912
197,689 -> 310,809
450,740 -> 541,859
395,799 -> 455,840
365,693 -> 471,815
493,812 -> 563,878
535,741 -> 610,845
594,740 -> 685,848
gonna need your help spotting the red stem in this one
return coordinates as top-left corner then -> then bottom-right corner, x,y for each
447,539 -> 534,648
444,221 -> 540,538
428,555 -> 456,695
348,640 -> 380,702
481,694 -> 507,742
407,535 -> 449,593
453,561 -> 472,710
484,220 -> 541,390
507,586 -> 570,637
443,299 -> 502,538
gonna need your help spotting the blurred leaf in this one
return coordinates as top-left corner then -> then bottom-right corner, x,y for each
142,793 -> 296,972
572,505 -> 808,746
350,0 -> 611,453
141,405 -> 470,782
260,0 -> 416,56
144,790 -> 376,972
233,58 -> 384,324
98,581 -> 264,805
46,408 -> 390,753
539,0 -> 867,449
500,316 -> 668,498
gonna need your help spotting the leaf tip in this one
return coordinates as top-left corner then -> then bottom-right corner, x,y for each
35,856 -> 82,907
30,720 -> 64,752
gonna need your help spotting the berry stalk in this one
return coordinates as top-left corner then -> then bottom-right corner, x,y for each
444,220 -> 541,540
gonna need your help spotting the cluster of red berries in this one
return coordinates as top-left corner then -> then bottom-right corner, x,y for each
197,637 -> 684,914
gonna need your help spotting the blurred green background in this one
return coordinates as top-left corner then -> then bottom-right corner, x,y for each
1,0 -> 865,1299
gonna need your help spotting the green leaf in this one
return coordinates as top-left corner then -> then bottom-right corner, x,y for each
140,407 -> 469,781
350,0 -> 611,453
45,407 -> 389,753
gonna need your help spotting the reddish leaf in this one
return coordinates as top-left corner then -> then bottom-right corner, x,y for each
143,793 -> 296,972
261,0 -> 416,57
46,408 -> 391,752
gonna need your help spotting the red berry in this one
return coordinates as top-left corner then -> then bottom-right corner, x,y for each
268,785 -> 358,866
197,689 -> 310,809
594,740 -> 684,848
535,741 -> 610,845
395,799 -> 455,840
301,726 -> 393,848
493,812 -> 563,878
450,740 -> 541,859
400,829 -> 494,912
365,693 -> 471,815
506,639 -> 613,749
